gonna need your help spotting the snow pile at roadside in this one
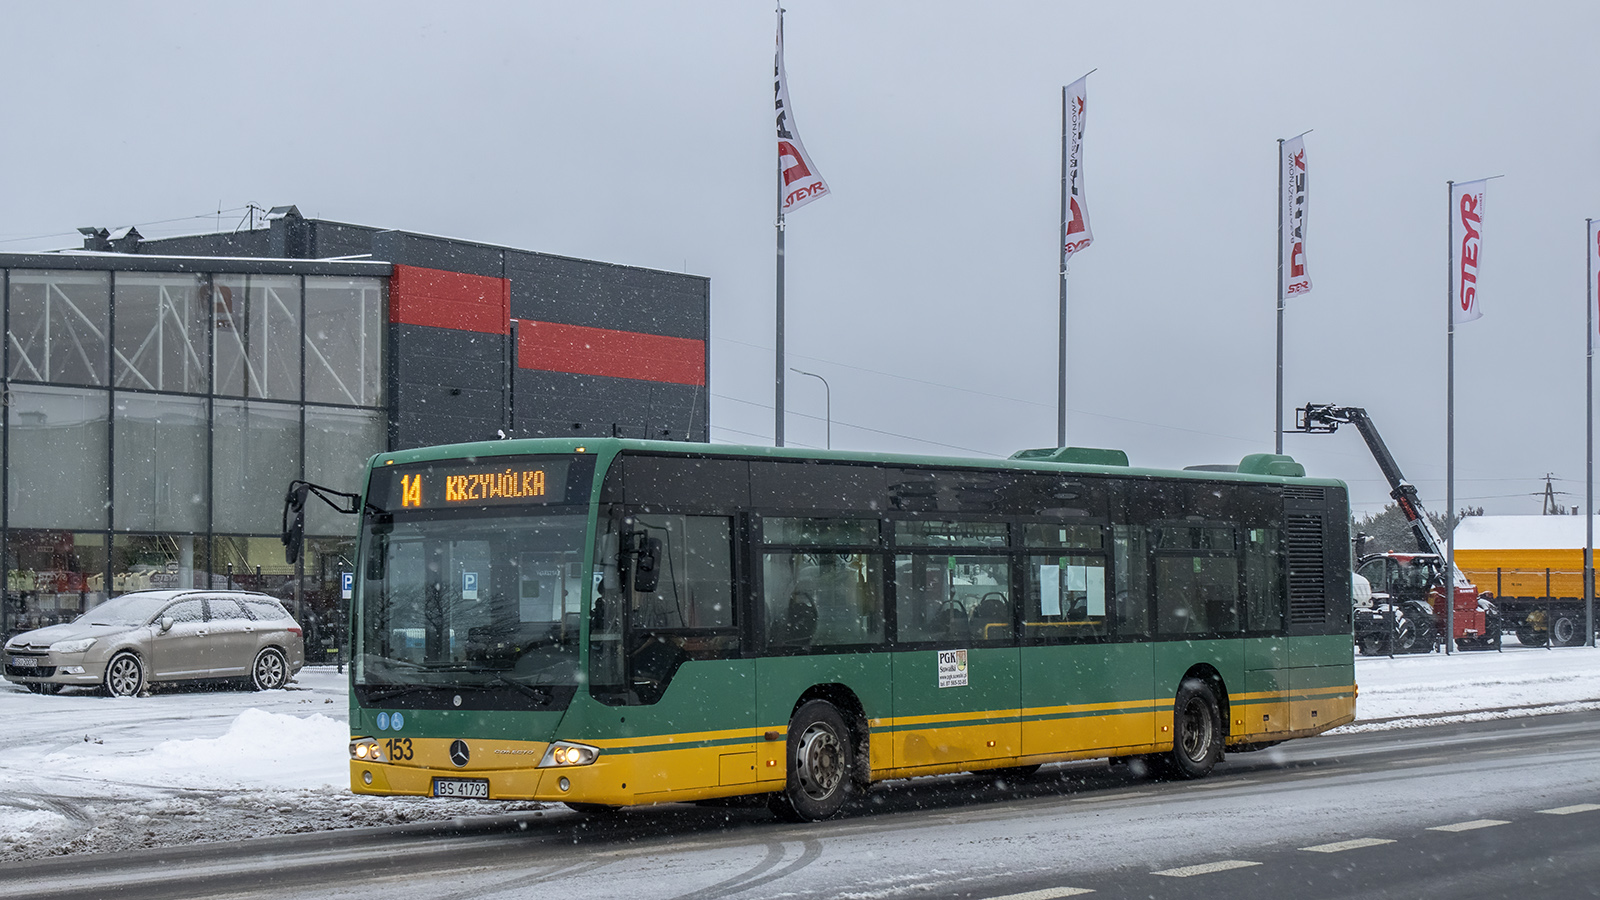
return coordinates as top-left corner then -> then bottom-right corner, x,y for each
40,707 -> 349,790
1343,644 -> 1600,731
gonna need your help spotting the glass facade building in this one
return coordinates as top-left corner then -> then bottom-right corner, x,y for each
0,208 -> 711,666
1,262 -> 386,662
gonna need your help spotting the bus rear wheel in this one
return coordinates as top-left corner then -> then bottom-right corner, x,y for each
769,699 -> 855,822
1164,679 -> 1223,779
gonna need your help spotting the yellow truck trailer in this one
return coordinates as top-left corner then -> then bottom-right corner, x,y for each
1452,515 -> 1595,647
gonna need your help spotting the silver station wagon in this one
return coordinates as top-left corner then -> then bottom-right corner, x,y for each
3,590 -> 306,696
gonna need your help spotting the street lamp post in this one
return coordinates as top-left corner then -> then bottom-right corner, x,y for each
789,368 -> 830,449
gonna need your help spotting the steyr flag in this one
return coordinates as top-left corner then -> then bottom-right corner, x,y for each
1062,76 -> 1093,262
1280,135 -> 1310,297
775,12 -> 829,214
1451,180 -> 1487,324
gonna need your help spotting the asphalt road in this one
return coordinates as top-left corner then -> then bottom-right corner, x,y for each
4,711 -> 1599,900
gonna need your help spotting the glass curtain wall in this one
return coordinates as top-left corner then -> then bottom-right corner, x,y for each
2,268 -> 386,643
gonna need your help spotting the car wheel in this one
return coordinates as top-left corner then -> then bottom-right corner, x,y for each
103,653 -> 145,698
251,648 -> 289,691
769,699 -> 856,822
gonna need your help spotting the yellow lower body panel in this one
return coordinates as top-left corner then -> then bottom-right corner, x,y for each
349,687 -> 1355,807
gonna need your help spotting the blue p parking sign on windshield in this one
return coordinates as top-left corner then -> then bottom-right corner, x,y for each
341,571 -> 354,600
462,571 -> 479,600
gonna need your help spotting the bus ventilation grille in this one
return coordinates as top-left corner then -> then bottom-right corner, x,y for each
1285,513 -> 1326,625
1283,486 -> 1327,502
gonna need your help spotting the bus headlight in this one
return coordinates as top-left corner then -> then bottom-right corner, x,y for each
539,741 -> 599,767
350,738 -> 384,761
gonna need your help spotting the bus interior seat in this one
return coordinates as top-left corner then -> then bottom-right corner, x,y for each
928,601 -> 969,641
969,592 -> 1011,640
780,592 -> 818,646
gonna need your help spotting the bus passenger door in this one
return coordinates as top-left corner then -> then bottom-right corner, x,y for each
1020,544 -> 1154,758
616,514 -> 755,799
891,552 -> 1021,770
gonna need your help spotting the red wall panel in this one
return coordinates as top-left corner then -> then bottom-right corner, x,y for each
389,264 -> 510,335
517,320 -> 706,386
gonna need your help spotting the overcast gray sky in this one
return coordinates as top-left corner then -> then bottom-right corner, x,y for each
2,2 -> 1595,519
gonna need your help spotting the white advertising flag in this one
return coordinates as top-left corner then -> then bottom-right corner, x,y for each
1280,136 -> 1310,298
1591,219 -> 1600,351
775,12 -> 829,214
1062,76 -> 1093,262
1451,180 -> 1487,324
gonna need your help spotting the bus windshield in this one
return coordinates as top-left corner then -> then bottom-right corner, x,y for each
355,508 -> 588,699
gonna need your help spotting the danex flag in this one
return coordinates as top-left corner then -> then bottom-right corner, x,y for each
1280,135 -> 1310,297
1451,180 -> 1487,324
775,12 -> 829,214
1062,76 -> 1093,262
1591,219 -> 1600,351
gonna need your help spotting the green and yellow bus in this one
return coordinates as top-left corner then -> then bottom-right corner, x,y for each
305,438 -> 1354,821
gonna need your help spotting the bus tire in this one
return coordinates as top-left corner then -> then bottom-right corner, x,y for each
769,699 -> 855,822
1167,679 -> 1223,779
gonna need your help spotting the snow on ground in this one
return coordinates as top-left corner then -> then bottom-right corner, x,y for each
0,645 -> 1597,862
1340,642 -> 1600,731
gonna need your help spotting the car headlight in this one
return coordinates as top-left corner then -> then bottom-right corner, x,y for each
48,638 -> 96,654
349,738 -> 384,761
539,741 -> 600,767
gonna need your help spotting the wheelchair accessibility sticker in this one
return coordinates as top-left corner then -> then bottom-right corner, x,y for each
937,649 -> 968,688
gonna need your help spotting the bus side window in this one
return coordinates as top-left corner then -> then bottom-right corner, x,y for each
763,551 -> 885,651
1153,525 -> 1241,636
1112,525 -> 1151,637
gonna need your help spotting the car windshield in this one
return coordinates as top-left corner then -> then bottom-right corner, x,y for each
79,593 -> 173,626
354,508 -> 589,693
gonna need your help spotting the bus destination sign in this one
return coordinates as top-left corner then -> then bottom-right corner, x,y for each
376,457 -> 576,510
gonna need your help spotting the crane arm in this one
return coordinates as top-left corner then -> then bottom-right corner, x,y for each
1295,403 -> 1472,589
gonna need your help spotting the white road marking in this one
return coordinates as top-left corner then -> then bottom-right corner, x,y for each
1540,803 -> 1600,815
1299,837 -> 1397,853
1428,819 -> 1511,833
981,888 -> 1094,900
1151,860 -> 1261,878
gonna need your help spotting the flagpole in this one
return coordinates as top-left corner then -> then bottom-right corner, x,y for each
1275,138 -> 1285,455
774,5 -> 787,448
1587,217 -> 1595,646
1058,85 -> 1069,448
1446,179 -> 1456,655
776,214 -> 786,447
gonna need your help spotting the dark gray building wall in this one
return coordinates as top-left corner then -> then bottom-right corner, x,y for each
513,370 -> 706,442
388,324 -> 509,450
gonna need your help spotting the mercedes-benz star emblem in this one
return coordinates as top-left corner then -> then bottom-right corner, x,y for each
449,740 -> 470,768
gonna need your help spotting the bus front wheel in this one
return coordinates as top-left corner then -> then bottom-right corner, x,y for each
769,699 -> 855,822
1166,679 -> 1223,779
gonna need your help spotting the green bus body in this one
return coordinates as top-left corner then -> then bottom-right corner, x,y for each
345,438 -> 1355,817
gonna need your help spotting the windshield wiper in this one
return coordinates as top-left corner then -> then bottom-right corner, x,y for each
496,673 -> 554,705
360,684 -> 435,704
